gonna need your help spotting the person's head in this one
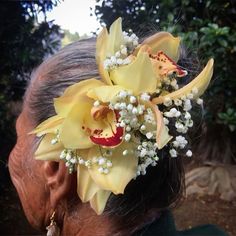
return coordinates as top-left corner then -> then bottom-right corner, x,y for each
8,38 -> 184,234
9,18 -> 213,235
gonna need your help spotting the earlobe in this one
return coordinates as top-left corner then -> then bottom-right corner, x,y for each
43,161 -> 73,209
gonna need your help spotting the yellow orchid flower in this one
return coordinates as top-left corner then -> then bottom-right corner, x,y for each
32,17 -> 214,215
33,80 -> 138,214
152,59 -> 214,104
33,79 -> 125,149
96,18 -> 184,87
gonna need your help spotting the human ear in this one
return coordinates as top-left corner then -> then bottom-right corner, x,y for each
43,161 -> 73,209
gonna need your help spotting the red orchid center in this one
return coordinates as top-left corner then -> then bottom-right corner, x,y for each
88,105 -> 124,147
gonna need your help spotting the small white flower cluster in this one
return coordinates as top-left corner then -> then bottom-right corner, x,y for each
173,136 -> 188,149
103,30 -> 139,70
117,93 -> 156,140
169,148 -> 192,158
136,141 -> 159,176
162,77 -> 179,91
51,89 -> 160,175
59,149 -> 78,173
123,30 -> 139,49
140,92 -> 151,101
169,148 -> 177,157
164,107 -> 181,118
109,90 -> 159,175
196,98 -> 203,105
59,149 -> 113,174
144,108 -> 156,126
91,156 -> 113,174
50,130 -> 60,145
162,87 -> 204,159
110,90 -> 149,133
103,51 -> 131,70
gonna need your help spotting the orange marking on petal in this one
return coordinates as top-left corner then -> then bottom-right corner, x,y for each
91,105 -> 110,120
150,51 -> 187,78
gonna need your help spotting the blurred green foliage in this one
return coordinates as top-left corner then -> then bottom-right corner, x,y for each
0,1 -> 61,180
218,108 -> 236,132
94,0 -> 236,162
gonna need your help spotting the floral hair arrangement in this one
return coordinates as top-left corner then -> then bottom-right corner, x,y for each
32,18 -> 214,214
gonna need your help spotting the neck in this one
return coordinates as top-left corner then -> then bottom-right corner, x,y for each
60,204 -> 161,236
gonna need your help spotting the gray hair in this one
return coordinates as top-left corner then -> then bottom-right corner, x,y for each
25,38 -> 99,126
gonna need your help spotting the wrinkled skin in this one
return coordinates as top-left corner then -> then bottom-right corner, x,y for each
8,109 -> 51,229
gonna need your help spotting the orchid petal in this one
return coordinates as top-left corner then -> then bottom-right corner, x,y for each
96,18 -> 124,86
35,134 -> 64,161
54,79 -> 104,117
110,52 -> 157,95
147,102 -> 172,149
152,59 -> 214,104
87,85 -> 126,103
142,32 -> 181,62
90,190 -> 111,215
77,150 -> 100,202
96,27 -> 109,64
150,51 -> 188,78
96,18 -> 123,62
98,62 -> 113,86
88,143 -> 138,194
96,28 -> 113,85
106,17 -> 124,56
60,96 -> 94,149
31,115 -> 63,136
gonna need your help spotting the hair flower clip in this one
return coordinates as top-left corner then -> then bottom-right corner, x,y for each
32,17 -> 214,214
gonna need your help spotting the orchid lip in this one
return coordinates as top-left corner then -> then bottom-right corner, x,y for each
90,126 -> 124,147
90,110 -> 124,147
